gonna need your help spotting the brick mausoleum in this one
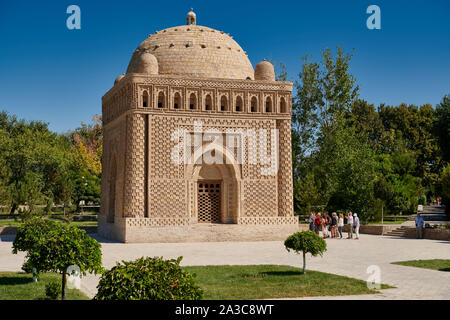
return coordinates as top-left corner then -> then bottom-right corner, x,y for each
98,9 -> 298,242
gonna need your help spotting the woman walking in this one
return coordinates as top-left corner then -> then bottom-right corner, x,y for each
309,212 -> 315,231
322,213 -> 328,238
338,213 -> 344,239
347,212 -> 354,239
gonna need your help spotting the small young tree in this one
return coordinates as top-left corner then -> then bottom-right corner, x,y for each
284,231 -> 327,274
12,217 -> 103,299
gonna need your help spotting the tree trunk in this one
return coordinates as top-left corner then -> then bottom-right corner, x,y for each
32,268 -> 38,282
302,251 -> 306,274
61,271 -> 67,300
10,203 -> 17,215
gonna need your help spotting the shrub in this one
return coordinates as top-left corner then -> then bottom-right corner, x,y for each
285,231 -> 327,274
440,222 -> 450,230
95,256 -> 203,300
45,281 -> 61,300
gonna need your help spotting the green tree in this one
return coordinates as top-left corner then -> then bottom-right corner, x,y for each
377,148 -> 422,214
378,103 -> 439,187
12,217 -> 103,300
0,111 -> 77,215
294,171 -> 324,215
284,231 -> 327,274
434,94 -> 450,163
68,115 -> 103,209
346,99 -> 385,151
321,123 -> 378,220
292,46 -> 359,164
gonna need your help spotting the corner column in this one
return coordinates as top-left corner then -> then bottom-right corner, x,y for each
123,112 -> 146,217
276,119 -> 293,216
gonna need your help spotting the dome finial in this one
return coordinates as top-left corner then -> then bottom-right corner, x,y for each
187,8 -> 196,25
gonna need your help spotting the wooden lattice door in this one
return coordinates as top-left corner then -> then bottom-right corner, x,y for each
198,181 -> 221,223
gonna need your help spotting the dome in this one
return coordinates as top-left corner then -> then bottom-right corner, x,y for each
128,52 -> 159,74
126,23 -> 254,80
114,74 -> 125,85
254,59 -> 275,81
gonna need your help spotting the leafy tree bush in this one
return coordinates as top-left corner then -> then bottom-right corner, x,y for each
45,281 -> 61,300
440,164 -> 450,216
434,94 -> 450,163
12,217 -> 102,300
95,256 -> 203,300
0,111 -> 102,215
284,231 -> 327,274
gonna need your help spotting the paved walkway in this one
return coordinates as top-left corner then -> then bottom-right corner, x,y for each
1,234 -> 449,299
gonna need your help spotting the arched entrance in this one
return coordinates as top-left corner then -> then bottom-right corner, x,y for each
186,147 -> 241,224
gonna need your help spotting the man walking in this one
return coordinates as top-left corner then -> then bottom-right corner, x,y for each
353,213 -> 360,240
347,212 -> 354,239
415,213 -> 424,239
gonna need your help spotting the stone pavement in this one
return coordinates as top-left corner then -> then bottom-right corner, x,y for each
1,234 -> 449,299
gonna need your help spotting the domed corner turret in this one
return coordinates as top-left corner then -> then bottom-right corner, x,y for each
114,74 -> 125,86
129,52 -> 159,75
254,59 -> 275,81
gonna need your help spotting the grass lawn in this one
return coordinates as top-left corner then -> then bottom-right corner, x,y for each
0,218 -> 97,228
0,219 -> 22,227
183,265 -> 393,299
65,220 -> 98,227
0,272 -> 89,300
367,221 -> 404,225
392,259 -> 450,272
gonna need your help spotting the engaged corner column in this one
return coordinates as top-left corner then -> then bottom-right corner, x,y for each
277,119 -> 294,217
123,113 -> 146,218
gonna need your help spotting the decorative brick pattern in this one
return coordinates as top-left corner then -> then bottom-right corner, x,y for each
150,116 -> 179,179
238,216 -> 298,225
277,120 -> 293,216
148,180 -> 186,217
125,217 -> 190,227
242,180 -> 277,216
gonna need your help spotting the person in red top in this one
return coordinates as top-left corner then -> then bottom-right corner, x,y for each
314,212 -> 322,235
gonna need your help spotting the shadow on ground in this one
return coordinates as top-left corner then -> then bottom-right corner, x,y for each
0,275 -> 33,286
260,270 -> 303,276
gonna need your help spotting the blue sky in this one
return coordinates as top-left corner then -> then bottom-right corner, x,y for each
0,0 -> 449,133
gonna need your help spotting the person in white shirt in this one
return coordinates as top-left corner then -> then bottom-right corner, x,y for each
338,213 -> 344,239
347,212 -> 354,239
353,213 -> 360,240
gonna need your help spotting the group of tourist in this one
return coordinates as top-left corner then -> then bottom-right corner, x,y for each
308,211 -> 360,240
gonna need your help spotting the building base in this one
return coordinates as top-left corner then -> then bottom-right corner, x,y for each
98,216 -> 300,243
